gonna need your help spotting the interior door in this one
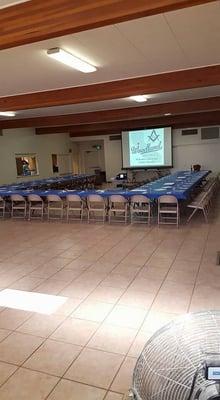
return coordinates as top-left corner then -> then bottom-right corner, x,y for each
84,151 -> 100,174
57,154 -> 72,175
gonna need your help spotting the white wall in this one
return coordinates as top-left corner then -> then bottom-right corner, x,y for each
0,128 -> 73,185
72,125 -> 220,180
173,126 -> 220,172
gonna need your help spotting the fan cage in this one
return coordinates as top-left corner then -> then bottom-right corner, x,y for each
132,311 -> 220,400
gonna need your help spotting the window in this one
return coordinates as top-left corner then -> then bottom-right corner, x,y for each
15,154 -> 39,177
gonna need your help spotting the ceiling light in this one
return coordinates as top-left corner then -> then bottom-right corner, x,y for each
129,95 -> 148,103
164,113 -> 171,116
47,47 -> 97,73
0,111 -> 16,117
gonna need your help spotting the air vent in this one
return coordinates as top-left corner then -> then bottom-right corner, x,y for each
109,134 -> 121,141
182,129 -> 198,136
201,127 -> 219,140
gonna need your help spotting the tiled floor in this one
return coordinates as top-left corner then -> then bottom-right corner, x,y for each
0,203 -> 219,399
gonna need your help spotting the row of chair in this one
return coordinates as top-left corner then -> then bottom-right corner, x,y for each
187,178 -> 218,223
0,193 -> 179,225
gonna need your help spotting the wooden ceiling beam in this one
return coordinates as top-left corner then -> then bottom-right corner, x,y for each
0,65 -> 220,112
0,0 -> 216,50
34,110 -> 220,136
1,96 -> 220,129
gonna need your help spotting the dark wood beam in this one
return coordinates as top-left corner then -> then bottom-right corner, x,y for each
0,0 -> 216,50
34,110 -> 220,136
1,96 -> 220,129
1,65 -> 220,112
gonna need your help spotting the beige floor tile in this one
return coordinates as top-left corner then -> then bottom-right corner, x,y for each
24,339 -> 82,376
128,331 -> 153,358
2,209 -> 220,399
113,263 -> 141,277
105,305 -> 147,329
0,361 -> 17,385
141,310 -> 178,333
146,256 -> 173,269
0,328 -> 11,342
88,324 -> 137,355
63,259 -> 92,271
10,277 -> 45,291
100,274 -> 133,289
30,265 -> 62,279
72,300 -> 113,322
87,286 -> 125,303
88,261 -> 116,274
129,277 -> 162,294
54,298 -> 82,316
0,309 -> 32,330
171,259 -> 200,272
159,280 -> 194,296
138,267 -> 168,280
47,379 -> 106,400
111,357 -> 137,394
105,392 -> 123,400
51,318 -> 99,346
0,332 -> 43,365
166,268 -> 197,284
17,314 -> 65,338
151,292 -> 190,314
59,282 -> 96,299
33,279 -> 68,295
75,271 -> 107,286
65,348 -> 124,389
118,289 -> 155,309
50,269 -> 81,282
0,367 -> 59,400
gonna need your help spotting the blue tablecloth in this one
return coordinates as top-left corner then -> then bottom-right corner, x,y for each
0,171 -> 209,200
0,173 -> 94,191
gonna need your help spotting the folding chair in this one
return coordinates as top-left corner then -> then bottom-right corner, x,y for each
158,195 -> 179,227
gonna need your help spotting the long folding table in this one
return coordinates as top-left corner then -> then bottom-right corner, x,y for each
0,170 -> 210,200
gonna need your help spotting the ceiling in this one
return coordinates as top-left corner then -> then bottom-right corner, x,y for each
0,0 -> 220,129
1,1 -> 220,98
0,0 -> 29,9
0,86 -> 219,120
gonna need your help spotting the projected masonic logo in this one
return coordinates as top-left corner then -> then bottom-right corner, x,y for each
148,129 -> 160,142
129,128 -> 165,166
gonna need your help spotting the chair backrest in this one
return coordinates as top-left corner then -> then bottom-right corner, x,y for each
158,195 -> 178,204
47,195 -> 62,202
110,195 -> 127,203
28,194 -> 42,202
88,194 -> 104,203
66,194 -> 82,202
10,194 -> 25,201
131,195 -> 150,204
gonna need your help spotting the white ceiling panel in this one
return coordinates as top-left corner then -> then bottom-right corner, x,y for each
165,1 -> 220,66
116,14 -> 187,73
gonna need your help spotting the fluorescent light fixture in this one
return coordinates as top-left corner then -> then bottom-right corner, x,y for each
129,95 -> 148,103
0,289 -> 67,315
0,111 -> 16,117
47,47 -> 97,73
164,113 -> 171,116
